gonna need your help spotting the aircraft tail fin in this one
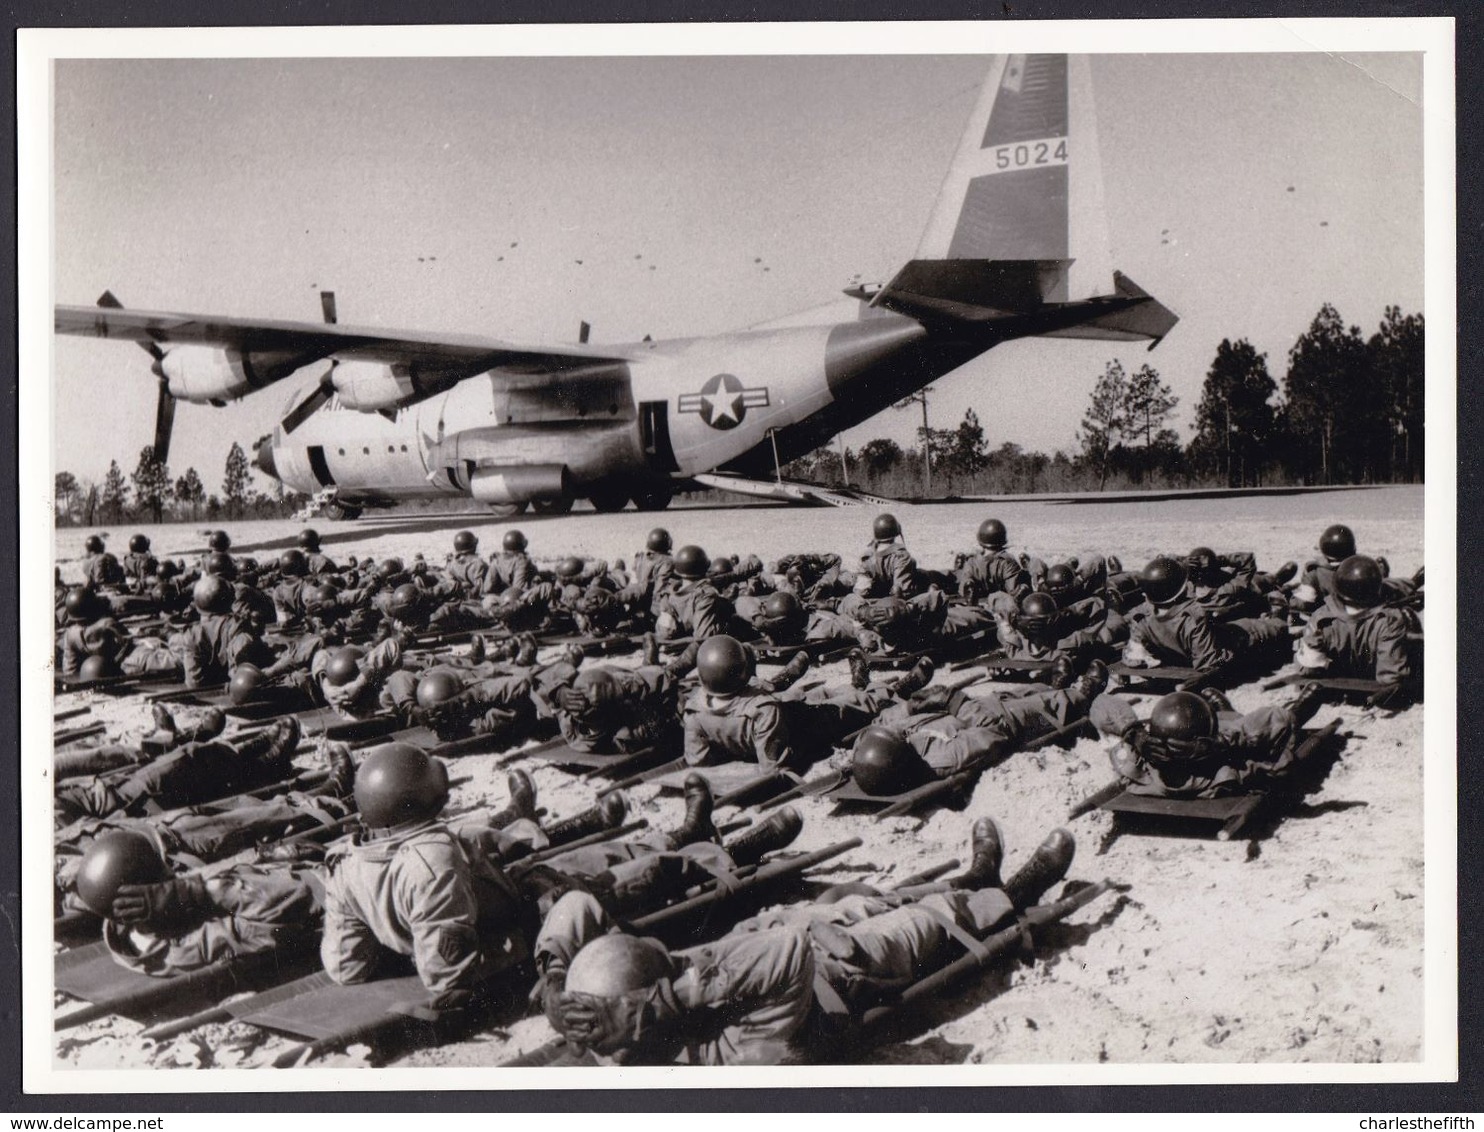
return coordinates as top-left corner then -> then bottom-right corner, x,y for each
872,54 -> 1174,346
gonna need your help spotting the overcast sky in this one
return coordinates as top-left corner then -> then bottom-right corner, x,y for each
51,51 -> 1424,495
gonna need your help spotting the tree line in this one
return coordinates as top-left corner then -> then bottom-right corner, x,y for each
783,302 -> 1424,495
54,442 -> 311,527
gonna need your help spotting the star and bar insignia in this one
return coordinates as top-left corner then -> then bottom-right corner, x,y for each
677,372 -> 770,431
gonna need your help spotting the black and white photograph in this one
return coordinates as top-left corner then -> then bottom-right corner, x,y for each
19,18 -> 1456,1092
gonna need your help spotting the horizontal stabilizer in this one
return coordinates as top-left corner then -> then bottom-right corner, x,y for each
873,259 -> 1072,322
1037,271 -> 1179,349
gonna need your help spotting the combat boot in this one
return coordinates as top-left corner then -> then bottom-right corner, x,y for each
1002,828 -> 1076,909
488,769 -> 538,828
892,657 -> 935,700
1288,681 -> 1325,727
180,708 -> 227,744
236,717 -> 301,769
1411,565 -> 1425,588
543,792 -> 628,845
642,631 -> 660,667
1047,656 -> 1076,690
1271,561 -> 1299,586
723,806 -> 803,867
559,643 -> 586,670
663,641 -> 700,681
514,632 -> 540,667
951,816 -> 1005,890
847,649 -> 871,690
1074,659 -> 1109,699
766,651 -> 811,694
150,704 -> 178,738
1199,687 -> 1235,714
1106,555 -> 1123,574
666,772 -> 719,848
324,744 -> 357,799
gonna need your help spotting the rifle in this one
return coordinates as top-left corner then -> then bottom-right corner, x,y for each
1067,778 -> 1130,820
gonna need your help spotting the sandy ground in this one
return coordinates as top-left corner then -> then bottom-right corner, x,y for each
48,485 -> 1427,1072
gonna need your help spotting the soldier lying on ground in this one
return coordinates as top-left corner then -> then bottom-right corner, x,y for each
319,745 -> 804,1015
54,745 -> 356,914
1086,684 -> 1324,798
1295,554 -> 1422,706
1288,524 -> 1421,613
55,705 -> 226,782
1122,557 -> 1287,673
993,590 -> 1126,666
54,717 -> 304,827
833,661 -> 1109,790
551,642 -> 699,754
537,817 -> 1076,1065
954,518 -> 1031,613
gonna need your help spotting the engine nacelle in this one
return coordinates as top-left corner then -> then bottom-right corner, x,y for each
468,464 -> 572,504
330,360 -> 417,412
160,345 -> 257,404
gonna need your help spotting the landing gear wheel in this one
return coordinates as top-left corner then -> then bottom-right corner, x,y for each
588,486 -> 630,514
533,496 -> 574,515
633,488 -> 673,512
323,501 -> 362,521
486,501 -> 529,518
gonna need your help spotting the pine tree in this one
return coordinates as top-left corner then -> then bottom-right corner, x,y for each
1190,339 -> 1277,487
175,467 -> 206,522
131,446 -> 172,524
54,471 -> 78,525
222,443 -> 251,520
101,459 -> 129,523
1078,361 -> 1129,490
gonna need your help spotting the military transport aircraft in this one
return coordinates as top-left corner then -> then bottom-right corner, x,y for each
55,54 -> 1176,519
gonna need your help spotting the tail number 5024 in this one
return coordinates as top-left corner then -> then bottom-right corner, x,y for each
992,137 -> 1068,172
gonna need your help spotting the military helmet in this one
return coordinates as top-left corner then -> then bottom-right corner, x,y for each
228,663 -> 267,706
64,586 -> 99,623
1020,591 -> 1058,619
453,530 -> 478,554
304,583 -> 339,613
376,557 -> 405,582
157,559 -> 180,580
1187,546 -> 1217,571
77,654 -> 119,681
324,646 -> 364,687
708,555 -> 734,576
977,518 -> 1008,549
571,668 -> 622,719
873,513 -> 902,542
502,530 -> 528,553
208,530 -> 231,552
1140,556 -> 1188,605
1043,563 -> 1076,596
81,621 -> 123,657
762,590 -> 802,619
1148,691 -> 1217,743
851,727 -> 931,796
1334,554 -> 1384,608
75,831 -> 169,919
128,534 -> 150,553
354,742 -> 450,828
646,528 -> 672,554
565,934 -> 672,999
389,583 -> 422,617
556,556 -> 585,580
673,545 -> 710,580
204,551 -> 237,579
278,548 -> 309,577
297,528 -> 321,551
192,575 -> 234,614
84,535 -> 105,554
696,635 -> 752,694
1318,524 -> 1357,562
415,669 -> 464,710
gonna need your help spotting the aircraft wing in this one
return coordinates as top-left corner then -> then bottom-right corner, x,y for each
54,304 -> 635,372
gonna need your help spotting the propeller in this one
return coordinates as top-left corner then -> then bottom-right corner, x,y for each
280,291 -> 341,434
99,291 -> 176,464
